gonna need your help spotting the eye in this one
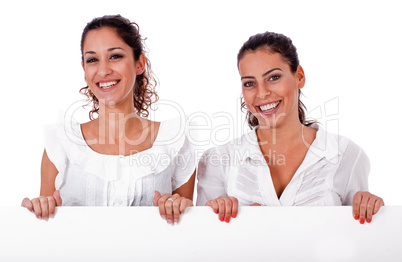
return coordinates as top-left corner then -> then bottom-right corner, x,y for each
243,81 -> 255,88
269,75 -> 280,81
86,57 -> 98,64
110,54 -> 124,60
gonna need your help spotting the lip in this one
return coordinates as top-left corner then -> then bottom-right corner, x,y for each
256,100 -> 281,117
96,80 -> 120,92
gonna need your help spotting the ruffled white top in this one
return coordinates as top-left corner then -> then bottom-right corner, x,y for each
196,124 -> 369,206
44,117 -> 197,206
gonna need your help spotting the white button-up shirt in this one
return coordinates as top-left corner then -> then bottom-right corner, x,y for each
196,124 -> 369,206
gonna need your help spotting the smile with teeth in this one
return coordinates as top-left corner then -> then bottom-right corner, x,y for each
98,81 -> 118,89
258,101 -> 280,112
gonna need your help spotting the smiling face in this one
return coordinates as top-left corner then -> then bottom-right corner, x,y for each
82,26 -> 144,108
239,48 -> 305,129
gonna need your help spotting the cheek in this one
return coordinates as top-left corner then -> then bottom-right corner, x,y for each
84,67 -> 96,82
242,90 -> 256,111
281,80 -> 299,103
122,64 -> 137,84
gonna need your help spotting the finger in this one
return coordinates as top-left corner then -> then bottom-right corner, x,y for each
250,203 -> 261,206
223,197 -> 233,223
47,196 -> 56,218
359,193 -> 370,224
206,200 -> 219,214
153,191 -> 162,206
373,198 -> 384,215
53,190 -> 62,206
229,197 -> 239,219
157,193 -> 171,220
366,196 -> 376,223
31,198 -> 43,219
39,197 -> 50,220
164,196 -> 176,224
179,199 -> 193,214
21,198 -> 34,213
216,198 -> 226,222
172,198 -> 182,224
159,193 -> 179,224
352,192 -> 362,220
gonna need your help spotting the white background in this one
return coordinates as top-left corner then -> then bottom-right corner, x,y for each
0,0 -> 401,205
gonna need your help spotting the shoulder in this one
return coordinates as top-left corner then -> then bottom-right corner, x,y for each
315,124 -> 370,166
200,129 -> 257,163
310,124 -> 350,158
156,118 -> 187,144
341,138 -> 370,166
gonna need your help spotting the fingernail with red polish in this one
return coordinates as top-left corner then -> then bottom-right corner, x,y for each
360,219 -> 365,224
219,217 -> 224,222
367,219 -> 372,223
354,215 -> 359,220
225,218 -> 230,223
232,214 -> 237,218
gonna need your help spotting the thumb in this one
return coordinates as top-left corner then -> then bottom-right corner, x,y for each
53,190 -> 62,206
153,191 -> 161,206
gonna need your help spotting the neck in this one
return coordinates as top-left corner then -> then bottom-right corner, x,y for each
95,98 -> 148,143
256,118 -> 309,149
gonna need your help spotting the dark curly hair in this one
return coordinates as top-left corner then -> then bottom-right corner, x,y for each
80,14 -> 158,120
237,32 -> 314,129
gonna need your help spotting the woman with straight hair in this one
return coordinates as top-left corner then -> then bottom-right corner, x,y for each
197,31 -> 384,224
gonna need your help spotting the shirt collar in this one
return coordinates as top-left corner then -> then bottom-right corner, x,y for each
239,129 -> 264,164
308,123 -> 340,161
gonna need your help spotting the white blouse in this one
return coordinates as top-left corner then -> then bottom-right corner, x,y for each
196,124 -> 369,206
44,117 -> 197,206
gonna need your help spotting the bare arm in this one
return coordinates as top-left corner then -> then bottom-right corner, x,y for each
173,170 -> 196,201
21,149 -> 61,219
40,149 -> 59,196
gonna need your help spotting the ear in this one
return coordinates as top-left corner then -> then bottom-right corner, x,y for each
296,65 -> 306,90
136,54 -> 146,75
81,61 -> 85,70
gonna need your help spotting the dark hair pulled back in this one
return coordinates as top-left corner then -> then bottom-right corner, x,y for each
237,32 -> 314,128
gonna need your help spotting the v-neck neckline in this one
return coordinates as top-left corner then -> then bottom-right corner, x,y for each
251,127 -> 323,206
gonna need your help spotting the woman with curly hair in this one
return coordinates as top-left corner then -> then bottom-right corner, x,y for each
21,15 -> 196,224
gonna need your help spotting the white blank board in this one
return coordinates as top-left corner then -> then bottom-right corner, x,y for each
1,206 -> 401,261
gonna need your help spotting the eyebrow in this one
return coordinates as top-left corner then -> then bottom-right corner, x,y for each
84,47 -> 124,56
241,68 -> 282,80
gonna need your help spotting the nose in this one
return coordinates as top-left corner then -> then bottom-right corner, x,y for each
97,60 -> 112,77
257,85 -> 270,99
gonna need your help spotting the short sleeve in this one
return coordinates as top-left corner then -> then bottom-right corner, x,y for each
43,124 -> 67,189
334,140 -> 370,205
171,133 -> 199,191
196,147 -> 227,206
155,118 -> 200,192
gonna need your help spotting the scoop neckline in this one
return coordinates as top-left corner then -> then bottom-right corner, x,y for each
77,120 -> 164,158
